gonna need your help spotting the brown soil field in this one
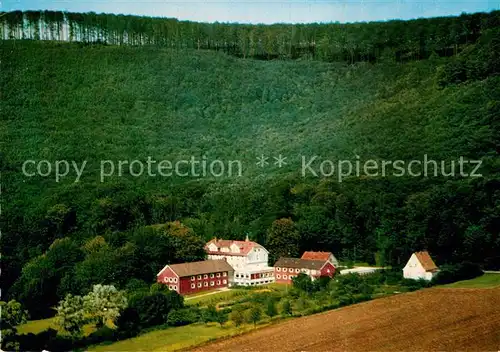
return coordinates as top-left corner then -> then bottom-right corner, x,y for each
190,288 -> 500,352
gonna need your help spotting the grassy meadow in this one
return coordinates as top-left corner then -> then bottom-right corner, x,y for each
440,273 -> 500,288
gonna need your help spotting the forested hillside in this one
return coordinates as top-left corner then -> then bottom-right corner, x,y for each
1,10 -> 500,62
1,10 -> 500,319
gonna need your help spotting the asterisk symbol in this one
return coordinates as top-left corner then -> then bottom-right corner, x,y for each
274,154 -> 287,168
256,155 -> 269,168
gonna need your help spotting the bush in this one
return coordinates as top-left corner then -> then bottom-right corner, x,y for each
400,278 -> 430,291
86,326 -> 117,345
128,291 -> 184,329
167,308 -> 200,326
18,329 -> 79,351
246,305 -> 262,326
432,262 -> 483,285
338,294 -> 354,307
280,299 -> 292,316
201,305 -> 219,323
313,276 -> 332,291
363,271 -> 386,285
380,269 -> 404,285
115,307 -> 141,338
229,308 -> 245,327
292,273 -> 314,292
265,298 -> 278,317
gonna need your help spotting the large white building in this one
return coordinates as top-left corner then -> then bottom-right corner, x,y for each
205,236 -> 275,286
403,251 -> 439,281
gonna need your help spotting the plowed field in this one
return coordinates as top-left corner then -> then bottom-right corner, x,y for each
190,288 -> 500,352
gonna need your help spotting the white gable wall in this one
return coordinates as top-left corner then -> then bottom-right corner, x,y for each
403,253 -> 436,281
328,254 -> 339,267
207,243 -> 218,252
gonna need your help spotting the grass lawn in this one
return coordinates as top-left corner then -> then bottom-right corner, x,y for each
185,284 -> 288,306
17,317 -> 57,335
17,317 -> 101,336
441,273 -> 500,288
185,289 -> 247,306
89,322 -> 265,352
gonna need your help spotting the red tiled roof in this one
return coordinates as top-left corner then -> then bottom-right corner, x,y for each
415,251 -> 439,272
205,238 -> 262,256
165,260 -> 234,277
301,251 -> 333,261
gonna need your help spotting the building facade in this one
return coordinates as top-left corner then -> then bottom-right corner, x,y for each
205,236 -> 275,286
157,259 -> 234,295
273,257 -> 336,284
403,251 -> 439,281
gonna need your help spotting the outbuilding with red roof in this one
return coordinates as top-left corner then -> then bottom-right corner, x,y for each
403,251 -> 440,281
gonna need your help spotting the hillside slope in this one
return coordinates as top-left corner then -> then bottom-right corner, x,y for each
2,41 -> 498,202
1,39 -> 500,317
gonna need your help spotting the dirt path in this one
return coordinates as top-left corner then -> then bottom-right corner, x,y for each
190,288 -> 500,352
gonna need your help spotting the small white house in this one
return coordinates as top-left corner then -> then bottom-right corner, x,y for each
403,251 -> 439,281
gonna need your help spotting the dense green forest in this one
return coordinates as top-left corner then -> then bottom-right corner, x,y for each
1,10 -> 500,62
1,10 -> 500,319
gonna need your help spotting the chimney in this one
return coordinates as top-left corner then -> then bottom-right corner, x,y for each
245,233 -> 249,242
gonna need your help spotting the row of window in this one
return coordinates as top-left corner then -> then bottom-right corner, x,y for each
191,279 -> 227,289
241,279 -> 273,286
235,272 -> 274,279
191,272 -> 227,281
168,285 -> 178,290
276,274 -> 296,280
164,277 -> 178,283
276,267 -> 316,275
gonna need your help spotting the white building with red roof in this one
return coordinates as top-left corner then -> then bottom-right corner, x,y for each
301,251 -> 339,267
205,235 -> 275,286
403,251 -> 440,281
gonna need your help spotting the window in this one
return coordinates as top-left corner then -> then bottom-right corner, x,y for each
173,286 -> 177,290
204,274 -> 208,279
283,275 -> 287,280
191,276 -> 195,281
223,272 -> 227,277
210,273 -> 214,278
210,281 -> 215,286
217,280 -> 221,285
223,279 -> 227,284
169,285 -> 173,289
204,282 -> 208,287
216,273 -> 221,277
197,275 -> 202,280
277,274 -> 281,279
191,283 -> 195,289
283,268 -> 287,272
277,267 -> 281,272
295,268 -> 300,273
198,283 -> 202,288
163,277 -> 168,283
